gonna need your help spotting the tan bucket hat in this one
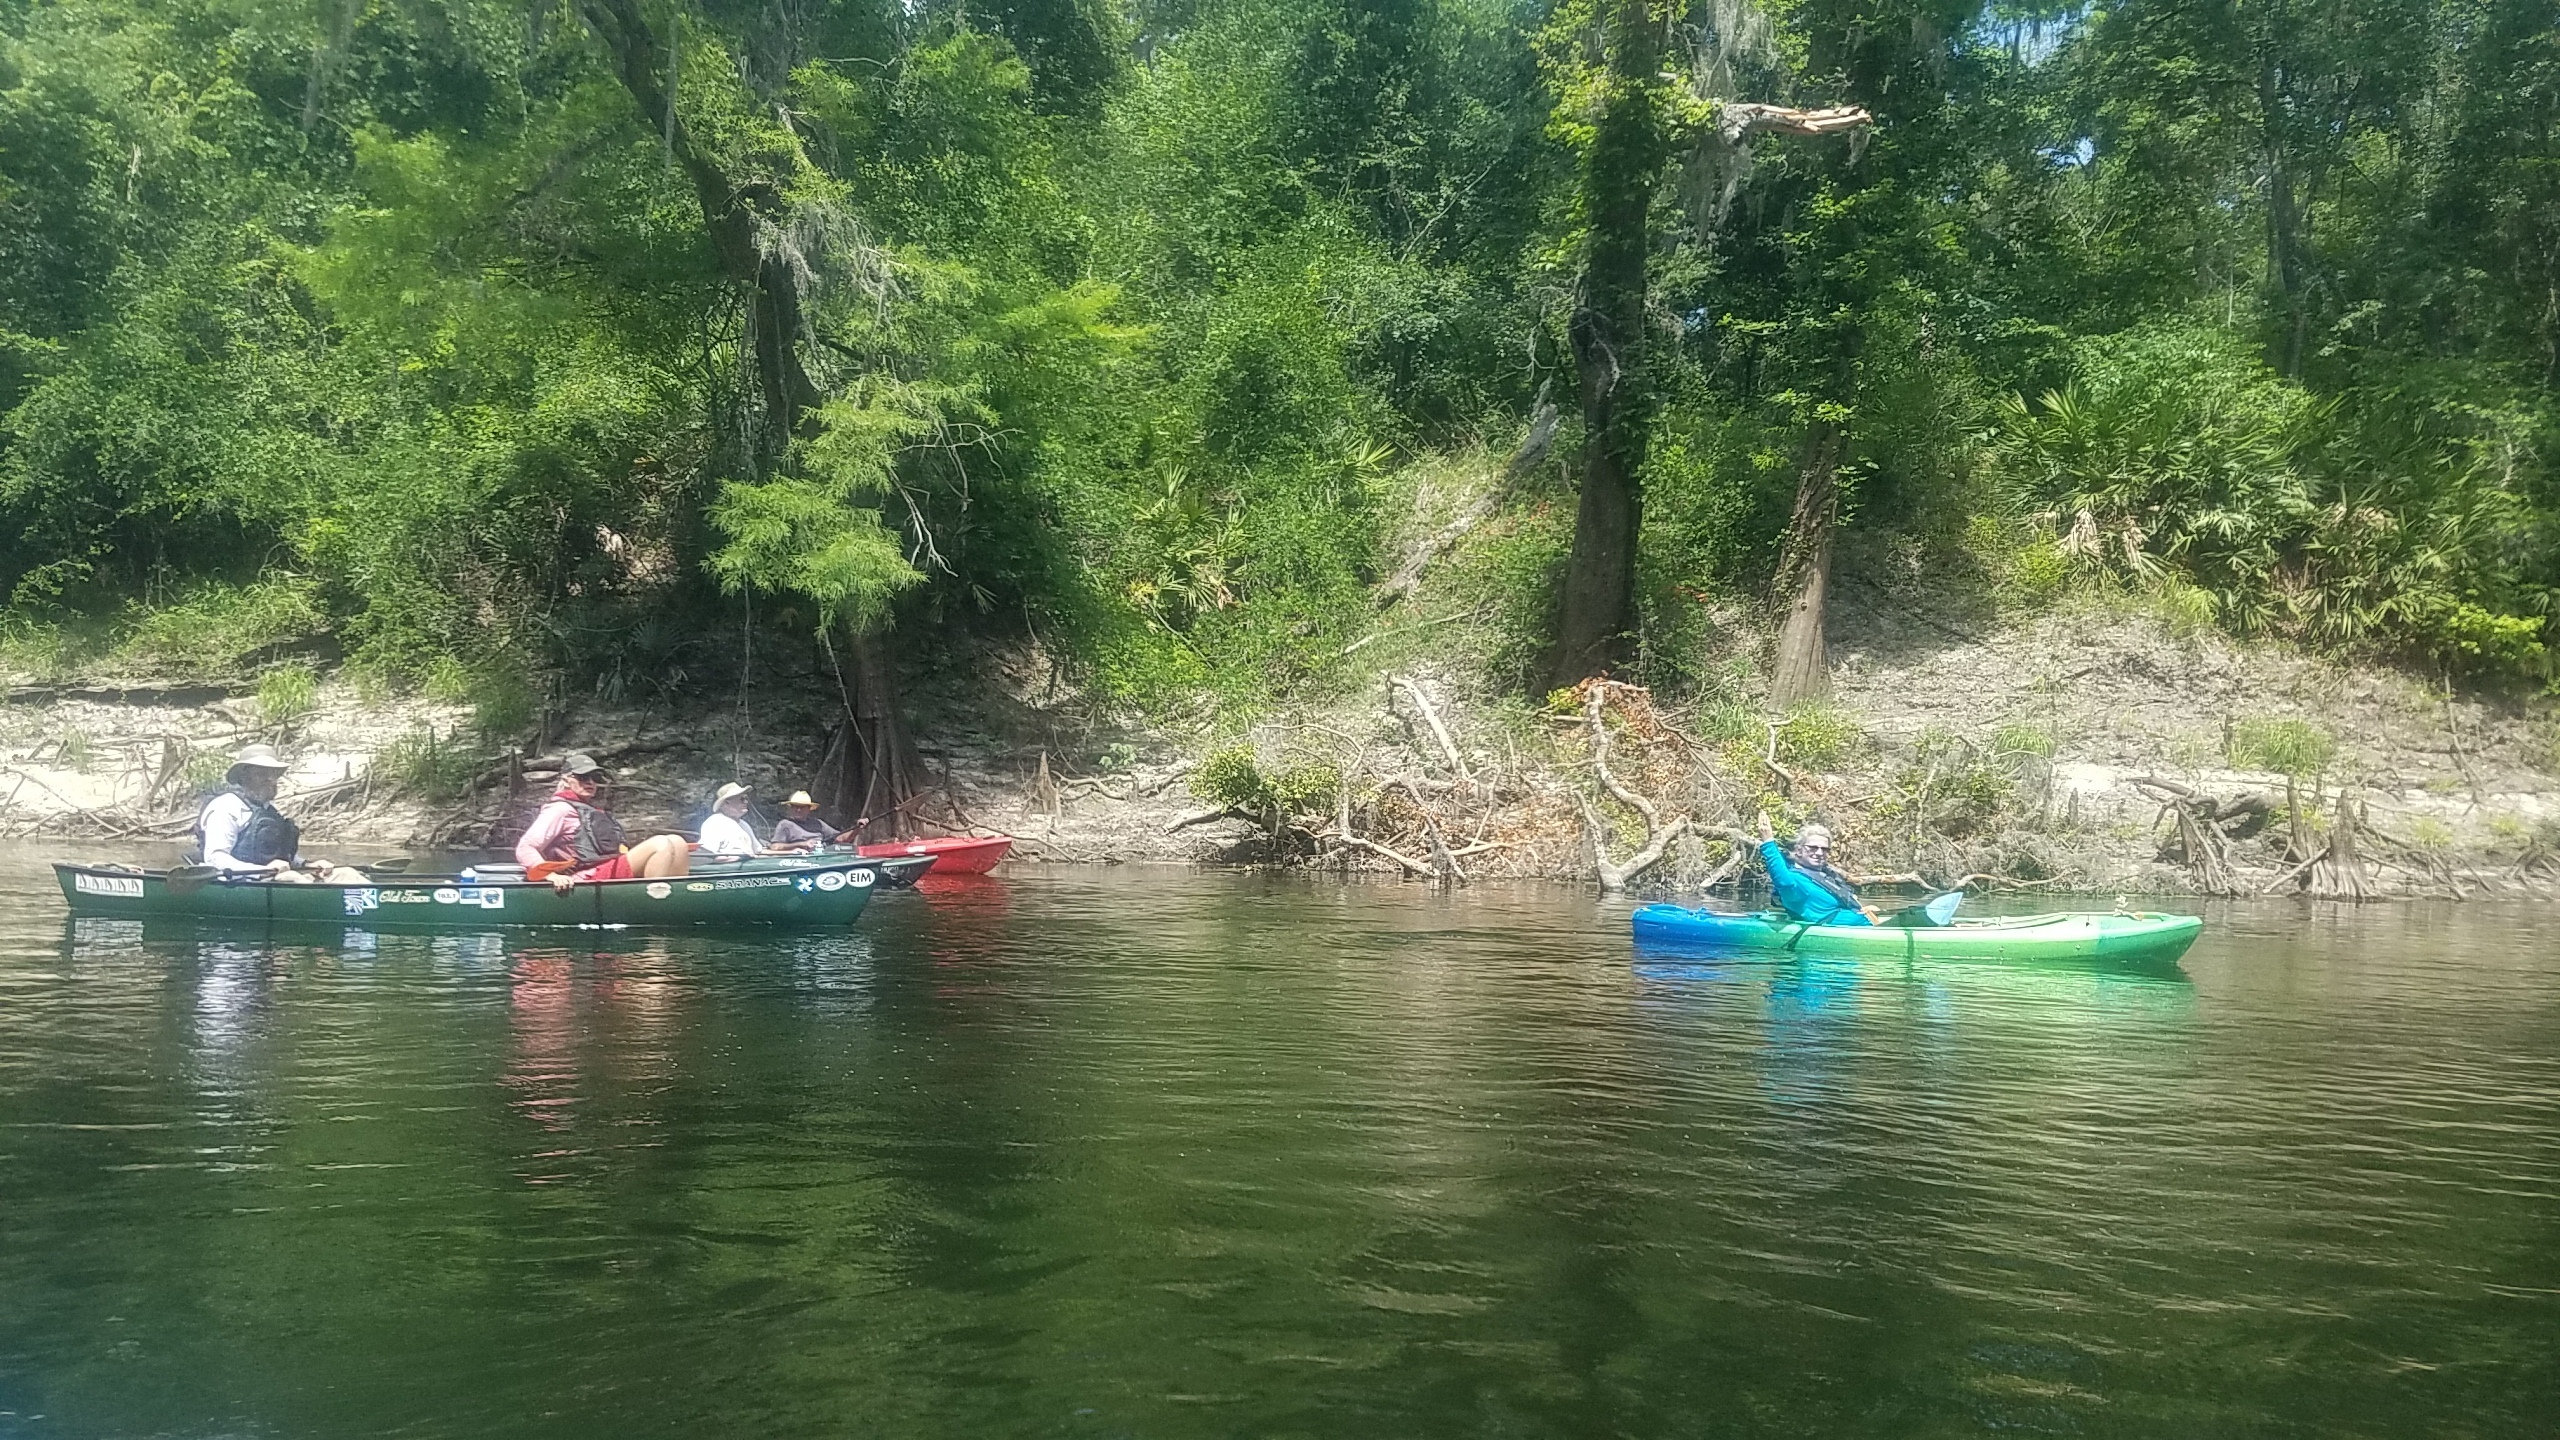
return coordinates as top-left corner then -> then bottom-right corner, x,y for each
230,743 -> 290,771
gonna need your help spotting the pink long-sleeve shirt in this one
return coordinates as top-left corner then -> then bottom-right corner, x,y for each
515,796 -> 583,868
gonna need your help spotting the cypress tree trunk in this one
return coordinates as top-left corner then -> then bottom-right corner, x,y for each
1544,0 -> 1667,691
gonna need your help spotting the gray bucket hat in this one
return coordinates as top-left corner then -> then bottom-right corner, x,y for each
230,743 -> 290,772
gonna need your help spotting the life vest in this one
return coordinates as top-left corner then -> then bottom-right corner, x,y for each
197,787 -> 300,866
565,801 -> 625,864
1796,859 -> 1863,913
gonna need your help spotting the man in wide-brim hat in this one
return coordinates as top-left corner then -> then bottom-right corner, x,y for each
196,744 -> 365,883
768,790 -> 861,852
697,781 -> 761,858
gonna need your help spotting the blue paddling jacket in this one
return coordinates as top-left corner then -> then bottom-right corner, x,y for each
1758,840 -> 1873,926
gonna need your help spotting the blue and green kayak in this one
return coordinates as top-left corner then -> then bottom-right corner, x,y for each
1631,905 -> 2203,967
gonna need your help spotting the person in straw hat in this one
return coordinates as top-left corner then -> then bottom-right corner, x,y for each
195,744 -> 366,883
767,790 -> 860,853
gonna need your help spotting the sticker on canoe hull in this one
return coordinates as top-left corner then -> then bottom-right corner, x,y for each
646,881 -> 672,899
344,888 -> 380,916
815,871 -> 846,892
73,873 -> 144,898
432,888 -> 461,904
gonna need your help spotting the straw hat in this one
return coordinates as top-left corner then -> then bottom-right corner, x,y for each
784,791 -> 817,809
714,781 -> 751,804
229,743 -> 290,772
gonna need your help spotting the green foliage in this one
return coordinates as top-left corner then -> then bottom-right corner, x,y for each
113,578 -> 326,679
1190,744 -> 1339,817
1989,721 -> 2058,760
424,655 -> 537,741
2226,717 -> 2338,777
0,0 -> 2550,723
1773,705 -> 1864,771
179,746 -> 231,792
373,724 -> 481,803
254,665 -> 317,730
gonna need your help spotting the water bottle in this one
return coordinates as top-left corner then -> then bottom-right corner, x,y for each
458,867 -> 478,885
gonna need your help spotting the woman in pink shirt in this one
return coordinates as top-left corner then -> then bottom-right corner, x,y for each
514,753 -> 690,891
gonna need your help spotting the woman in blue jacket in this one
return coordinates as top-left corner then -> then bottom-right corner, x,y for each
1755,812 -> 1880,926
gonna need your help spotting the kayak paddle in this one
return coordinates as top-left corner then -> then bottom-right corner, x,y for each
1882,890 -> 1965,928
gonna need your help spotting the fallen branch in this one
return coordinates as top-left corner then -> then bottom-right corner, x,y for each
1695,847 -> 1747,890
1327,831 -> 1437,878
1342,609 -> 1482,658
1164,806 -> 1247,835
1388,675 -> 1469,781
1577,680 -> 1688,892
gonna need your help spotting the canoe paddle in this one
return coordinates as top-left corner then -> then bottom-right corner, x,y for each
165,863 -> 219,895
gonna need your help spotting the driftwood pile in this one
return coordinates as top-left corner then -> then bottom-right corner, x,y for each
1161,674 -> 2077,896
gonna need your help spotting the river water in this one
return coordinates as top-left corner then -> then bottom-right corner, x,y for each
0,854 -> 2554,1437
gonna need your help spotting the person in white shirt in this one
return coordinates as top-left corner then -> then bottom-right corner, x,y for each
696,782 -> 763,859
195,744 -> 364,883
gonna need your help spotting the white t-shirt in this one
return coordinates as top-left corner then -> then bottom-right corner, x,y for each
699,811 -> 760,857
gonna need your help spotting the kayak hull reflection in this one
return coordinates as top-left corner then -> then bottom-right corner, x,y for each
1631,906 -> 2203,967
55,860 -> 879,929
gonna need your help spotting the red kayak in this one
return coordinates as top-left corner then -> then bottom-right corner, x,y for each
855,834 -> 1013,874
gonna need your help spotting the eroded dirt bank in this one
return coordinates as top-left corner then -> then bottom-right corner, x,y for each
7,596 -> 2557,900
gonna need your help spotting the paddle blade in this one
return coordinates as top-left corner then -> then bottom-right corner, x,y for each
164,864 -> 218,895
1924,890 -> 1965,926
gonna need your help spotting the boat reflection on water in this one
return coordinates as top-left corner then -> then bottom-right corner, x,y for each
1631,944 -> 2199,1114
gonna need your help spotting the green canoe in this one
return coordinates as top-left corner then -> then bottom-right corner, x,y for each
55,858 -> 880,930
1631,905 -> 2203,967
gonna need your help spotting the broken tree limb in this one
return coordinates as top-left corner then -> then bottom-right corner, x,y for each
1718,103 -> 1875,142
1695,846 -> 1747,891
1389,675 -> 1469,782
1165,806 -> 1247,835
1327,832 -> 1437,878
